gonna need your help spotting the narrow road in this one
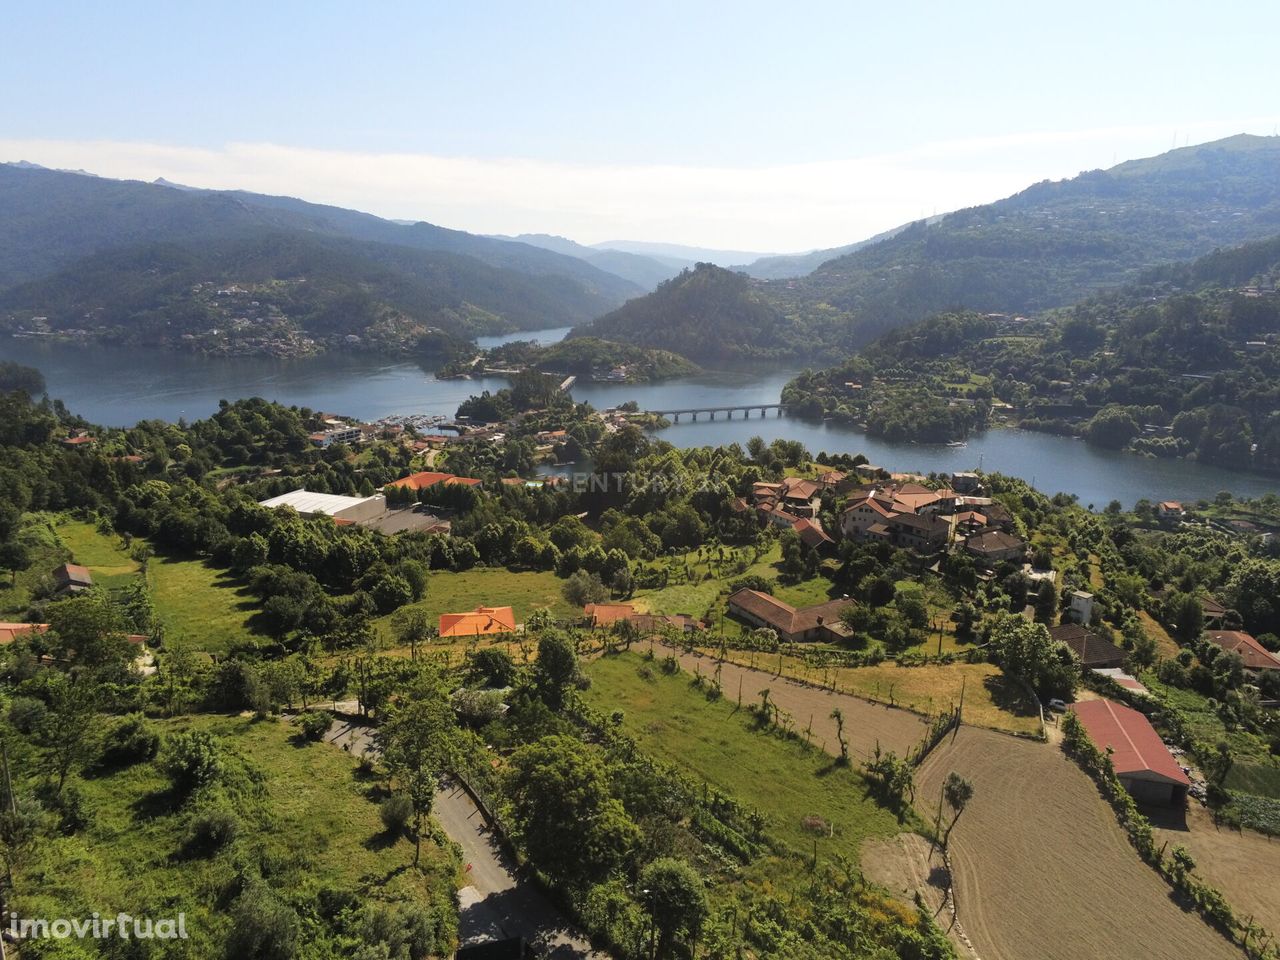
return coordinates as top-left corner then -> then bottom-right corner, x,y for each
313,709 -> 610,958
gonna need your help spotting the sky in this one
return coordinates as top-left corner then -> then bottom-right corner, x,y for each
4,1 -> 1279,252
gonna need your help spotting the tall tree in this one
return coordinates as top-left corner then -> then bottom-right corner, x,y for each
377,679 -> 456,867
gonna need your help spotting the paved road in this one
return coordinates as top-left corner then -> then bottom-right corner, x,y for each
314,710 -> 609,958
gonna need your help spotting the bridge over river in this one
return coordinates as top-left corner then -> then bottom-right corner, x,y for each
646,403 -> 788,422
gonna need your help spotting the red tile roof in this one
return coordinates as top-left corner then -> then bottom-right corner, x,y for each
584,603 -> 636,626
438,606 -> 516,638
1071,699 -> 1189,786
54,563 -> 93,586
0,623 -> 48,645
389,471 -> 481,490
791,518 -> 834,549
1207,631 -> 1280,671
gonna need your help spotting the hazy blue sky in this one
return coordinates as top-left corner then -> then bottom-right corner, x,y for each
4,1 -> 1278,249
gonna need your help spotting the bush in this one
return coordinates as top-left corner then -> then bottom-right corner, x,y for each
293,711 -> 331,742
469,647 -> 516,688
100,713 -> 160,767
186,804 -> 239,854
226,882 -> 300,960
380,794 -> 413,835
162,731 -> 223,795
8,696 -> 47,735
728,575 -> 774,595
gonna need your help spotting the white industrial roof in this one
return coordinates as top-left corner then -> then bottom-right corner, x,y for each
258,488 -> 378,516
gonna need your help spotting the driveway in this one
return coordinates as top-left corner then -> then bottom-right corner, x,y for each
314,710 -> 610,958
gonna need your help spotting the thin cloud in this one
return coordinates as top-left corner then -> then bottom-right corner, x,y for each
1,121 -> 1272,251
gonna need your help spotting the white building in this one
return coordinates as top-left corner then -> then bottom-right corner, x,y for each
1069,590 -> 1095,626
258,489 -> 386,524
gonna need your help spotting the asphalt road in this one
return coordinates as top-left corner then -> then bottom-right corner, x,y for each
315,710 -> 609,958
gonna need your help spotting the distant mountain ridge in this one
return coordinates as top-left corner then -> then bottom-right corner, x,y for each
569,135 -> 1280,364
780,133 -> 1280,345
591,239 -> 779,269
0,163 -> 646,351
732,218 -> 936,279
494,233 -> 680,290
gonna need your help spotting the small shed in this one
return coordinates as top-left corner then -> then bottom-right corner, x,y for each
52,563 -> 93,594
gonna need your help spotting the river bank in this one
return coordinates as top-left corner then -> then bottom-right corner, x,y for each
3,336 -> 1277,507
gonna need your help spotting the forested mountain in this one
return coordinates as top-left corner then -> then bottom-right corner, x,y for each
500,233 -> 679,289
779,134 -> 1280,346
0,229 -> 624,355
568,263 -> 807,366
0,164 -> 641,349
784,231 -> 1280,466
733,220 -> 925,280
576,136 -> 1280,365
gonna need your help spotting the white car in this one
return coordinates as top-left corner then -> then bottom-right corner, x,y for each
1047,698 -> 1068,712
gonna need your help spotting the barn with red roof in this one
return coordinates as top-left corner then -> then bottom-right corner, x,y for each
1070,698 -> 1189,806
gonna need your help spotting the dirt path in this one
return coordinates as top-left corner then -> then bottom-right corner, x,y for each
916,726 -> 1242,960
652,642 -> 928,760
1153,803 -> 1280,935
310,711 -> 610,959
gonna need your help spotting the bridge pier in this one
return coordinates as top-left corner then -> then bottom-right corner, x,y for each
691,412 -> 698,422
759,408 -> 766,417
672,413 -> 680,422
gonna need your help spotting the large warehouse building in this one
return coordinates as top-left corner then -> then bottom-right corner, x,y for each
258,489 -> 386,525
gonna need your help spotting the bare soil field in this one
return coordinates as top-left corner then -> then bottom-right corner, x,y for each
659,645 -> 927,759
917,727 -> 1241,960
862,832 -> 950,920
1153,803 -> 1280,935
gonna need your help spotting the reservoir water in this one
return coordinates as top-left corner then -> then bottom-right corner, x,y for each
4,335 -> 1278,508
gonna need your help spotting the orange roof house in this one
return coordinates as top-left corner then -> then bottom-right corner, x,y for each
584,603 -> 636,626
389,471 -> 483,491
438,606 -> 516,638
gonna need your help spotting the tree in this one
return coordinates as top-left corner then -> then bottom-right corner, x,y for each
562,569 -> 608,607
941,772 -> 974,849
639,858 -> 708,958
162,730 -> 223,795
533,632 -> 579,709
504,735 -> 640,888
46,593 -> 132,668
377,682 -> 456,867
1167,591 -> 1205,645
0,539 -> 31,585
830,708 -> 849,765
40,672 -> 100,796
988,615 -> 1078,701
391,607 -> 435,661
370,574 -> 413,615
469,647 -> 516,688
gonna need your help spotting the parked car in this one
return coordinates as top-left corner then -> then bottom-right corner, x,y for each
1047,698 -> 1068,712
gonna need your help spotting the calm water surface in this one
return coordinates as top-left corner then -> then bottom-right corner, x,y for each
4,335 -> 1278,508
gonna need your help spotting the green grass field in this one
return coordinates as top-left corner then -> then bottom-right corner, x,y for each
57,520 -> 142,591
18,714 -> 456,954
584,652 -> 905,860
632,543 -> 783,619
149,556 -> 258,654
375,567 -> 578,644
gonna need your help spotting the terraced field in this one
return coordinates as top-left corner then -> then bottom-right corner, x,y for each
916,727 -> 1241,960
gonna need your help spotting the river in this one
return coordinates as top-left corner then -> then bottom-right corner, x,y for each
3,335 -> 1277,508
